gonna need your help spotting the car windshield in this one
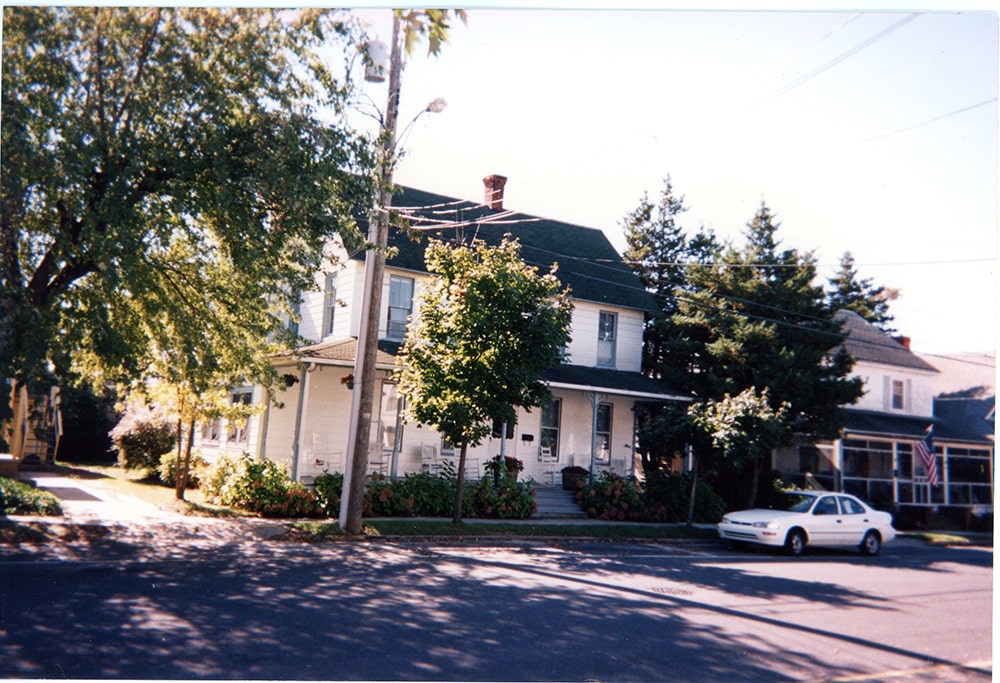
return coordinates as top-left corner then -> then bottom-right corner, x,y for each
781,494 -> 818,513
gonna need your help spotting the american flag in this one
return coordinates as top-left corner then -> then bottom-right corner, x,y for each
915,426 -> 937,487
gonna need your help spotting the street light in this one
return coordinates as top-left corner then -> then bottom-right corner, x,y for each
338,13 -> 445,533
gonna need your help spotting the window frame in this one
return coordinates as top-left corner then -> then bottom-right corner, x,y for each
596,310 -> 617,368
387,275 -> 415,341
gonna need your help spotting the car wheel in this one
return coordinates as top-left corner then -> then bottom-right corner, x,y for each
860,530 -> 881,556
785,529 -> 806,557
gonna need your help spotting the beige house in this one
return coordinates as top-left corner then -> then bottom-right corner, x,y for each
198,178 -> 689,484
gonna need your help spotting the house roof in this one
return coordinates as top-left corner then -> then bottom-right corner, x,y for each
933,396 -> 995,444
356,185 -> 658,314
540,365 -> 691,402
835,310 -> 938,373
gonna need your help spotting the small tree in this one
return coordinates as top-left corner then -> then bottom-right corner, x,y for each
689,387 -> 789,510
397,237 -> 573,524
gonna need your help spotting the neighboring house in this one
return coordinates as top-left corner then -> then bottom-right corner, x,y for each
200,176 -> 690,484
2,382 -> 61,473
773,310 -> 994,529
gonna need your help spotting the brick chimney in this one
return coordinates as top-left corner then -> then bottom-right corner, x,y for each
483,174 -> 508,211
893,335 -> 911,350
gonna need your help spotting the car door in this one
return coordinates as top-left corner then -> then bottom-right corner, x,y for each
835,496 -> 870,546
807,495 -> 842,546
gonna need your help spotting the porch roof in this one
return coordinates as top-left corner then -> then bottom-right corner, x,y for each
540,365 -> 691,402
274,338 -> 402,368
843,409 -> 936,441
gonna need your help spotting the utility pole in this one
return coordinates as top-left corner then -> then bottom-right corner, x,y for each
339,13 -> 402,534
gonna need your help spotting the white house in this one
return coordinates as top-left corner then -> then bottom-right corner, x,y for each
199,176 -> 690,485
773,310 -> 994,528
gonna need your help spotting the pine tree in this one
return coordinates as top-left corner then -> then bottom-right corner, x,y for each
827,251 -> 899,333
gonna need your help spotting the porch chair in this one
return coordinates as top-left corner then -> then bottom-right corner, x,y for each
421,443 -> 441,474
540,447 -> 559,486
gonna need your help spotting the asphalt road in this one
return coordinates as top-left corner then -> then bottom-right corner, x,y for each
0,534 -> 992,681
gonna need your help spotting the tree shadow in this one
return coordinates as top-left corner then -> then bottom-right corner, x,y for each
1,531 -> 991,681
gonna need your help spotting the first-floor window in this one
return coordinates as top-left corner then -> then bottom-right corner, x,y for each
540,398 -> 561,460
227,390 -> 252,444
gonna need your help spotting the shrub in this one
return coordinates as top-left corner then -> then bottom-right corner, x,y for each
641,472 -> 726,524
464,476 -> 536,519
578,471 -> 644,521
157,451 -> 209,488
110,407 -> 176,472
0,477 -> 63,516
313,471 -> 343,516
202,452 -> 321,518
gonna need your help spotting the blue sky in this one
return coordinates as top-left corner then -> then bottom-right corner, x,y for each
346,5 -> 997,355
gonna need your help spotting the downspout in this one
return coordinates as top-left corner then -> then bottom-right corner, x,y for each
290,362 -> 314,481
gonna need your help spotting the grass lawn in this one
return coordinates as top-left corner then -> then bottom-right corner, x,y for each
38,461 -> 243,517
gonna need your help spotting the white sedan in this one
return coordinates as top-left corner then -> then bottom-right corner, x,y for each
717,491 -> 897,556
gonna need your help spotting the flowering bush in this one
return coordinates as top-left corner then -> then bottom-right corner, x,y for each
312,471 -> 343,515
202,452 -> 321,518
464,475 -> 536,519
577,471 -> 644,521
109,406 -> 176,472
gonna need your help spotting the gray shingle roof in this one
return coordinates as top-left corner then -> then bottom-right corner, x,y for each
356,185 -> 658,314
835,310 -> 938,372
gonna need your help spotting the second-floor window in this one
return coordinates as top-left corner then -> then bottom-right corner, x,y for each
387,275 -> 414,340
891,380 -> 905,410
597,311 -> 617,368
322,274 -> 337,337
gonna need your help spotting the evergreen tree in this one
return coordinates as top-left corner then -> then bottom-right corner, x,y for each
670,202 -> 863,508
827,251 -> 899,333
622,177 -> 719,381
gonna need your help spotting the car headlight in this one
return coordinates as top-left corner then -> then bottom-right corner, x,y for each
752,521 -> 779,529
721,516 -> 731,524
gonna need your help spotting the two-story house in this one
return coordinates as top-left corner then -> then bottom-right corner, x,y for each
200,176 -> 690,484
773,310 -> 994,528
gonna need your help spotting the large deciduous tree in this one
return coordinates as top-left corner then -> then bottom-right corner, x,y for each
397,237 -> 573,524
1,7 -> 375,447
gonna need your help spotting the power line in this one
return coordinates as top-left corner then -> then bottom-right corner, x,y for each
864,97 -> 999,143
758,14 -> 919,105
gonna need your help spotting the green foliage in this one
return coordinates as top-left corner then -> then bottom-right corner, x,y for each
397,235 -> 573,522
202,452 -> 321,518
398,237 -> 573,450
0,477 -> 63,516
463,476 -> 536,519
578,472 -> 645,521
641,472 -> 726,524
2,6 -> 374,422
827,251 -> 898,333
157,451 -> 208,489
109,406 -> 176,472
576,470 -> 725,524
312,471 -> 344,517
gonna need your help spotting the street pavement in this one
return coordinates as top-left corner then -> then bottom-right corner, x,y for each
1,468 -> 993,682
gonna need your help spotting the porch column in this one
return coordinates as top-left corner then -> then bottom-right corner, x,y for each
587,392 -> 606,476
290,362 -> 314,481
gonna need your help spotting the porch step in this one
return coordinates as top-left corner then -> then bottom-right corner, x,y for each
533,485 -> 586,519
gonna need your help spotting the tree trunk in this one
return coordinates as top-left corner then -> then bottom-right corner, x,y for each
452,441 -> 468,525
175,419 -> 195,501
